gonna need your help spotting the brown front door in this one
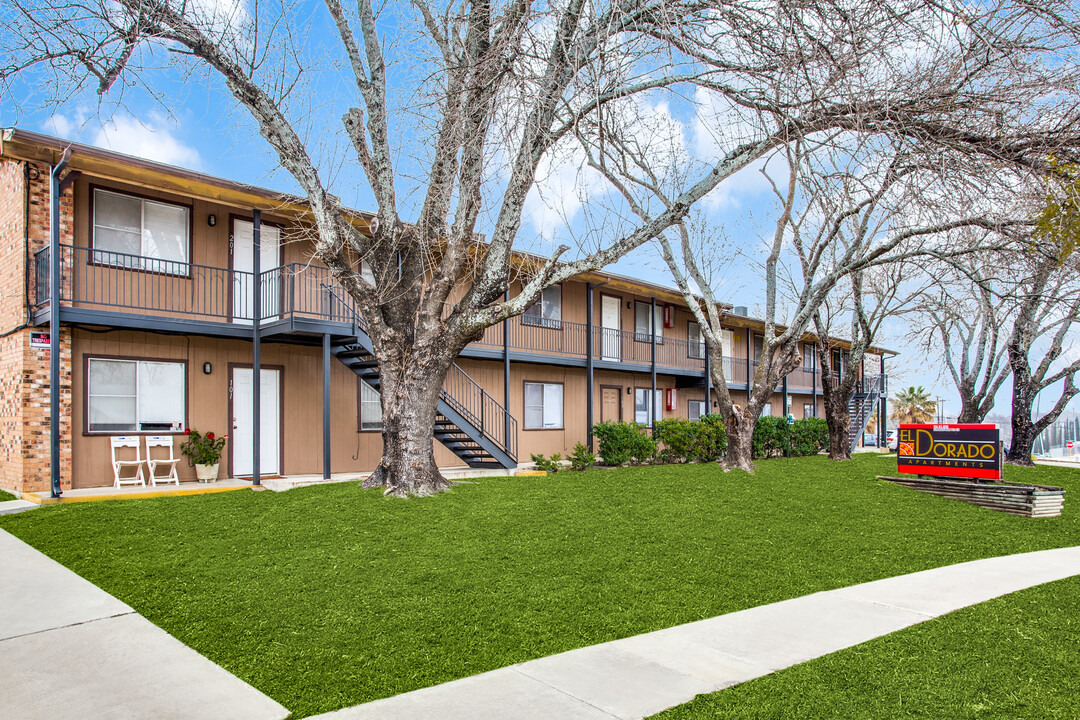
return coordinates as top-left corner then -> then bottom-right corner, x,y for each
601,386 -> 622,422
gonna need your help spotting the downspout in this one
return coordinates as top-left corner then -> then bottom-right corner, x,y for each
49,149 -> 71,498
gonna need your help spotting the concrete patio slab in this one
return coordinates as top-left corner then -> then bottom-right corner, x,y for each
313,545 -> 1080,720
0,499 -> 39,515
0,529 -> 288,720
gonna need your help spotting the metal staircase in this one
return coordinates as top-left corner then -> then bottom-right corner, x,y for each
847,374 -> 884,453
327,290 -> 518,469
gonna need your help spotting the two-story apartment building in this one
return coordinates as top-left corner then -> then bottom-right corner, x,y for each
0,129 -> 887,496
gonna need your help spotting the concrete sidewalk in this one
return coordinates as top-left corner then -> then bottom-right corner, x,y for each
314,546 -> 1080,720
0,529 -> 289,720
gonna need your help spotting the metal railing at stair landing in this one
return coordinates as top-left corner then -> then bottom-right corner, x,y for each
848,374 -> 885,453
325,286 -> 517,462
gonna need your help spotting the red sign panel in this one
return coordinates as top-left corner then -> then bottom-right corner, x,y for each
897,424 -> 1002,480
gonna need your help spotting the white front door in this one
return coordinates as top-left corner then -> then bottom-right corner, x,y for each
232,367 -> 281,476
232,219 -> 281,324
601,295 -> 621,361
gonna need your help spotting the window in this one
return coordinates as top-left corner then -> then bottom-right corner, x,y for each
524,382 -> 563,429
803,402 -> 815,418
761,402 -> 773,417
361,260 -> 375,286
359,379 -> 382,430
634,388 -> 663,425
87,358 -> 185,433
93,188 -> 190,274
753,334 -> 763,363
688,322 -> 705,359
688,399 -> 707,421
634,302 -> 663,343
803,343 -> 816,372
523,286 -> 562,328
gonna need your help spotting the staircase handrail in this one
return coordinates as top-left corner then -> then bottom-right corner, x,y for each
324,285 -> 517,461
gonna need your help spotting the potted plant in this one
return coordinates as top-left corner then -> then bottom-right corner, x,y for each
179,428 -> 228,482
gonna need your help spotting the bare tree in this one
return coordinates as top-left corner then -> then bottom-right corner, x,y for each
905,256 -> 1013,423
6,0 -> 1080,488
1004,246 -> 1080,464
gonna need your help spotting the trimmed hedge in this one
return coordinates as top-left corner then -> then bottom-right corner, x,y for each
752,416 -> 829,459
654,416 -> 728,463
592,421 -> 656,466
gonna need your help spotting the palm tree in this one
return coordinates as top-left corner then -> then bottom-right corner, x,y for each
891,386 -> 937,424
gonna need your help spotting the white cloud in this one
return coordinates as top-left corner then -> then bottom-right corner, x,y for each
44,110 -> 202,169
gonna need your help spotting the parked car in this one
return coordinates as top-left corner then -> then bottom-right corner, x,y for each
863,432 -> 878,447
887,430 -> 898,452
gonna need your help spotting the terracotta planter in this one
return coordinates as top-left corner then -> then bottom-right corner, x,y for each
194,463 -> 219,483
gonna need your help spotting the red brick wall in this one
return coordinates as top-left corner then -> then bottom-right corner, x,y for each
0,159 -> 73,494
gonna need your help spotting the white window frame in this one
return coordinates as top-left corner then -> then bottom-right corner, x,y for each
87,358 -> 186,434
634,388 -> 664,425
803,343 -> 816,372
634,302 -> 664,343
524,382 -> 564,429
523,286 -> 562,329
688,399 -> 707,421
359,379 -> 382,431
761,402 -> 773,417
92,188 -> 191,275
804,402 -> 815,418
688,322 -> 705,359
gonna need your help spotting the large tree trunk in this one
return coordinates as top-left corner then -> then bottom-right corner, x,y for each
362,346 -> 456,497
1005,347 -> 1038,467
723,408 -> 755,472
820,375 -> 853,461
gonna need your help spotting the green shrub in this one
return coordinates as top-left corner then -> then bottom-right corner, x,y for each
568,443 -> 596,471
790,417 -> 829,456
691,414 -> 729,462
591,421 -> 656,466
529,453 -> 561,473
655,418 -> 695,463
752,415 -> 789,459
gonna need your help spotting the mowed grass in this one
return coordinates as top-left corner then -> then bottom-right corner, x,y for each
1,455 -> 1077,717
653,575 -> 1080,720
0,488 -> 15,502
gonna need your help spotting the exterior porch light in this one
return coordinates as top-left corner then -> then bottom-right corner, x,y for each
202,362 -> 213,375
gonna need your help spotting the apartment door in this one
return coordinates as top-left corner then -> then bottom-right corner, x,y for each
231,367 -> 281,476
601,386 -> 622,422
232,219 -> 281,324
600,295 -> 621,361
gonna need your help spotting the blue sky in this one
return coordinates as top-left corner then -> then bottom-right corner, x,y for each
3,11 -> 1076,426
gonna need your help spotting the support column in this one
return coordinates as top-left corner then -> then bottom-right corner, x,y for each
650,298 -> 657,427
747,331 -> 754,405
504,288 -> 511,450
586,284 -> 594,447
782,376 -> 789,420
879,356 -> 887,448
812,343 -> 818,417
323,333 -> 331,480
49,151 -> 70,498
704,344 -> 712,414
252,209 -> 261,486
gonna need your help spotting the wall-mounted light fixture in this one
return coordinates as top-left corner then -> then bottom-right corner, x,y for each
626,387 -> 632,394
207,213 -> 217,227
626,301 -> 632,309
202,362 -> 213,375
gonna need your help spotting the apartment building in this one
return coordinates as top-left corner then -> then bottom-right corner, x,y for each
0,129 -> 887,495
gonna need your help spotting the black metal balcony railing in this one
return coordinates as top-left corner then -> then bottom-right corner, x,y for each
34,244 -> 823,389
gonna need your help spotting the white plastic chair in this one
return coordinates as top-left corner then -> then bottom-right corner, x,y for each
145,436 -> 181,486
110,436 -> 146,488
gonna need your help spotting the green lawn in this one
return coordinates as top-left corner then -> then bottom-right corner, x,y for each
0,489 -> 15,502
653,576 -> 1080,720
1,455 -> 1076,718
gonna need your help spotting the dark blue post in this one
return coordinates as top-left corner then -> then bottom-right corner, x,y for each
252,209 -> 261,486
650,298 -> 657,427
49,150 -> 70,498
323,332 -> 331,480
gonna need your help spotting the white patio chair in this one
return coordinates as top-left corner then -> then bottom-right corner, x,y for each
145,436 -> 181,486
110,436 -> 146,488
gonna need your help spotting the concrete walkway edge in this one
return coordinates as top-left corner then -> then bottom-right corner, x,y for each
0,529 -> 289,720
313,546 -> 1080,720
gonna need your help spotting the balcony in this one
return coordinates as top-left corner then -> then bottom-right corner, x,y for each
33,244 -> 824,389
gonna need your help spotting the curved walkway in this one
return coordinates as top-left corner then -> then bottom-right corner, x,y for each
313,546 -> 1080,720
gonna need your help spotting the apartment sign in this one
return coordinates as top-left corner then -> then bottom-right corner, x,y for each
897,424 -> 1002,480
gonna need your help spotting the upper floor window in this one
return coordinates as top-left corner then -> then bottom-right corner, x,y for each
523,286 -> 562,329
803,343 -> 816,371
688,322 -> 705,358
87,358 -> 185,433
634,302 -> 663,343
93,188 -> 190,275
